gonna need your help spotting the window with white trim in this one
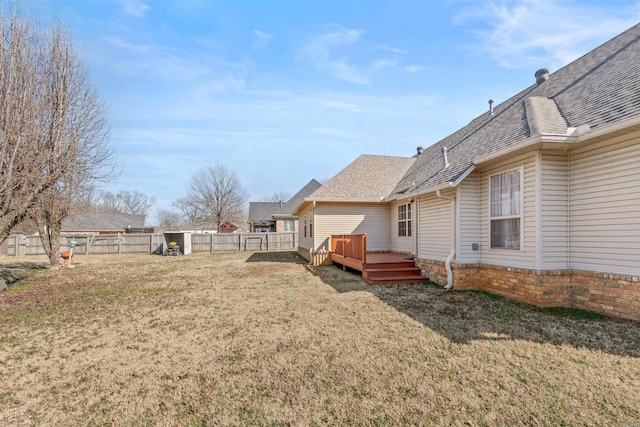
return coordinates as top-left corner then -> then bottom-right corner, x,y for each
283,220 -> 295,232
398,203 -> 412,237
490,168 -> 521,249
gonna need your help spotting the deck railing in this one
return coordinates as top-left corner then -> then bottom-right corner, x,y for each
331,234 -> 367,264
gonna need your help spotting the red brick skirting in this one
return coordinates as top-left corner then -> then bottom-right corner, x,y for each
415,259 -> 640,321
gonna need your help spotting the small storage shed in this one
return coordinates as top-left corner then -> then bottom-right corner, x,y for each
163,231 -> 192,255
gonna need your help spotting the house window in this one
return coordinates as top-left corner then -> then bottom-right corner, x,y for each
304,220 -> 307,238
310,222 -> 313,238
283,220 -> 295,232
490,168 -> 521,249
398,203 -> 412,237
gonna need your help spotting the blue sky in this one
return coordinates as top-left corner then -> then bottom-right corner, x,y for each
19,0 -> 640,223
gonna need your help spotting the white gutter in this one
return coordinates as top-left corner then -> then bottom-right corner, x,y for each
436,190 -> 456,290
575,115 -> 640,142
473,134 -> 544,165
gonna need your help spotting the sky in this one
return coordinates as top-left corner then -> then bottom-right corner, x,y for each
15,0 -> 640,223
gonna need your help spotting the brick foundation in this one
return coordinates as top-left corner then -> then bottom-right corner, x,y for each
416,259 -> 640,321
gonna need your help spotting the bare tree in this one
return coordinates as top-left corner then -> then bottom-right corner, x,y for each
91,190 -> 155,215
25,20 -> 115,267
0,8 -> 113,253
184,163 -> 248,231
115,190 -> 155,215
173,197 -> 202,224
92,190 -> 122,213
156,209 -> 184,228
260,191 -> 292,202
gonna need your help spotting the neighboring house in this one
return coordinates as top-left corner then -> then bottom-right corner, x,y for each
248,179 -> 322,232
62,213 -> 146,234
294,23 -> 640,321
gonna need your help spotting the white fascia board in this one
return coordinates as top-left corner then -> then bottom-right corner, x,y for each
305,198 -> 387,203
473,135 -> 544,165
575,115 -> 640,142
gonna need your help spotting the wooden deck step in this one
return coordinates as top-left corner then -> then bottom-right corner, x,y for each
364,267 -> 422,279
366,262 -> 417,270
364,275 -> 427,285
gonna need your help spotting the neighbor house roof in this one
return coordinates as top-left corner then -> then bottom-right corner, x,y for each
248,179 -> 322,223
293,155 -> 415,214
62,213 -> 146,232
391,22 -> 640,199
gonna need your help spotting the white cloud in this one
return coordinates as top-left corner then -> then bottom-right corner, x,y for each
253,30 -> 272,40
381,45 -> 409,54
374,59 -> 397,69
299,25 -> 412,84
104,36 -> 150,53
455,0 -> 640,69
300,25 -> 370,84
117,0 -> 150,18
405,65 -> 424,72
193,76 -> 246,96
252,29 -> 273,49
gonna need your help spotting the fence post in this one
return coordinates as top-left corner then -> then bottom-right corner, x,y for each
239,234 -> 242,251
210,233 -> 214,253
118,235 -> 122,254
18,234 -> 24,257
265,233 -> 269,251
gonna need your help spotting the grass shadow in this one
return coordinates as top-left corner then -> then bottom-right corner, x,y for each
245,251 -> 306,264
0,262 -> 48,286
309,264 -> 640,358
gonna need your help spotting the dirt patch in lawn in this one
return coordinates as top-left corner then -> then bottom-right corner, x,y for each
1,252 -> 639,426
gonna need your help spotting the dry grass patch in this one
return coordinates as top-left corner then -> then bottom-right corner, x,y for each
0,251 -> 639,426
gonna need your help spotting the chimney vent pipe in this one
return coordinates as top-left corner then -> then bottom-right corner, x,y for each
535,68 -> 549,85
442,146 -> 450,171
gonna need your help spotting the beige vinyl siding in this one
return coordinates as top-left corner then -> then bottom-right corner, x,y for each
569,133 -> 640,275
314,203 -> 391,253
417,190 -> 453,262
458,171 -> 481,263
478,152 -> 536,268
541,151 -> 570,269
298,207 -> 314,251
390,199 -> 413,254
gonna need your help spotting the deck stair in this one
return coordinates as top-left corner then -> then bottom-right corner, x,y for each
362,260 -> 426,285
330,234 -> 427,286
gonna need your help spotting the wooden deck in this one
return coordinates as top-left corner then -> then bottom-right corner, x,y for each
330,252 -> 427,285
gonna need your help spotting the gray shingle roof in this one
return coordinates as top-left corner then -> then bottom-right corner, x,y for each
62,213 -> 146,232
248,179 -> 322,222
393,22 -> 640,198
307,155 -> 415,201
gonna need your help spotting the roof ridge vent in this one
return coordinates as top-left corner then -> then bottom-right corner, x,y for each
535,68 -> 549,85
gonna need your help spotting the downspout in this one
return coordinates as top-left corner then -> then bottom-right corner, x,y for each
436,190 -> 456,290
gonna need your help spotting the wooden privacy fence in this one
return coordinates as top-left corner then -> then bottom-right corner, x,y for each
0,232 -> 298,257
